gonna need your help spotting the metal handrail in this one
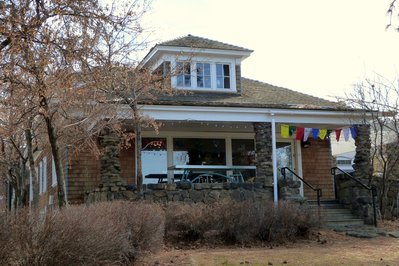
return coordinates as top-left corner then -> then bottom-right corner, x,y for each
331,167 -> 377,227
280,167 -> 322,206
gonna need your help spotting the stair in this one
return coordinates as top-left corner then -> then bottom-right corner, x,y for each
308,200 -> 364,228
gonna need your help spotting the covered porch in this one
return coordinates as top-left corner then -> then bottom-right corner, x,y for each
127,104 -> 366,202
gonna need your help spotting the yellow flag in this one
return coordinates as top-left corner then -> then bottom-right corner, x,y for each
319,129 -> 327,140
281,124 -> 289,138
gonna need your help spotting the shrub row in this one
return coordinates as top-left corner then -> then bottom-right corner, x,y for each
0,200 -> 317,265
165,200 -> 317,245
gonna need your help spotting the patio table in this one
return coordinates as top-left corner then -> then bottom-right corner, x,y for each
167,165 -> 256,183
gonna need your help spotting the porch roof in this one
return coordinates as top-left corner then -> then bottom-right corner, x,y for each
150,78 -> 348,111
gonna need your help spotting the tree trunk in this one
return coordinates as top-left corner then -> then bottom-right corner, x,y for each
25,128 -> 39,209
44,116 -> 68,208
135,123 -> 143,192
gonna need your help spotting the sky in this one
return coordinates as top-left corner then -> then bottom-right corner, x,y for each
140,0 -> 399,100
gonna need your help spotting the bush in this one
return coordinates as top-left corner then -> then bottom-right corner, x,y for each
164,200 -> 317,246
0,201 -> 164,265
165,203 -> 216,243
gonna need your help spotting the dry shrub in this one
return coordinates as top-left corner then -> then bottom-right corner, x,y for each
0,201 -> 164,265
165,203 -> 216,243
164,200 -> 317,246
219,200 -> 317,244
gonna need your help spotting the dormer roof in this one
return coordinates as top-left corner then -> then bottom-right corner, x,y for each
140,34 -> 253,69
158,34 -> 253,52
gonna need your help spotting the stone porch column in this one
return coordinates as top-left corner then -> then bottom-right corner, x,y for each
353,124 -> 372,180
254,122 -> 273,186
99,128 -> 124,190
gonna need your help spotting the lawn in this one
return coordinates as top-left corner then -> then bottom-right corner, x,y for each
139,228 -> 399,266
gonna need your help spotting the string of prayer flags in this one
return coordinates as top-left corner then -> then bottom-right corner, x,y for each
295,127 -> 304,140
303,128 -> 312,141
319,129 -> 327,140
335,128 -> 342,142
350,126 -> 357,139
343,128 -> 350,141
279,124 -> 359,141
281,124 -> 289,138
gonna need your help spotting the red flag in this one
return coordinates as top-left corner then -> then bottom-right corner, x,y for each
296,127 -> 304,140
335,128 -> 342,142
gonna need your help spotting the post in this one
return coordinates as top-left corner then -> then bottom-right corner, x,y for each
271,114 -> 278,204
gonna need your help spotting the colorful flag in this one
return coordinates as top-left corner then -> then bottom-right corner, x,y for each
303,128 -> 312,141
335,128 -> 342,142
289,126 -> 296,136
281,124 -> 289,138
319,129 -> 327,140
312,128 -> 319,139
343,128 -> 350,141
350,126 -> 357,139
296,127 -> 304,140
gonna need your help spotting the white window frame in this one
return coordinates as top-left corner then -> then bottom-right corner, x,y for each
170,56 -> 237,92
52,157 -> 58,186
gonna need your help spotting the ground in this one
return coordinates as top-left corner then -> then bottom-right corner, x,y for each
138,222 -> 399,266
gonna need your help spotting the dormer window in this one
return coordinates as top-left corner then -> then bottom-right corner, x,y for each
176,62 -> 191,87
173,60 -> 236,91
216,64 -> 230,89
196,63 -> 211,88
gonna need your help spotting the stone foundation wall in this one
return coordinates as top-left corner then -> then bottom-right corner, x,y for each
85,182 -> 273,204
335,174 -> 379,224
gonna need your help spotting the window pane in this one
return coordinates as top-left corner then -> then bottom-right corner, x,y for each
216,64 -> 223,76
142,138 -> 167,184
232,139 -> 255,181
197,76 -> 204,87
196,63 -> 203,75
173,138 -> 226,165
204,76 -> 211,88
217,77 -> 223,88
223,64 -> 230,76
204,63 -> 211,75
184,63 -> 190,74
177,75 -> 183,87
184,75 -> 191,87
224,77 -> 230,88
176,62 -> 183,74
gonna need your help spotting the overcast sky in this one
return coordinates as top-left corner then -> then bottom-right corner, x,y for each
140,0 -> 399,100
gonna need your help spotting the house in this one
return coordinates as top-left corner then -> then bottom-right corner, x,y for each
12,35 -> 371,211
334,151 -> 355,173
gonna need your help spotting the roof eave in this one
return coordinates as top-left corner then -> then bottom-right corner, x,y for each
139,45 -> 253,69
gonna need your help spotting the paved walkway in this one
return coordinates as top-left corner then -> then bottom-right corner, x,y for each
331,224 -> 399,238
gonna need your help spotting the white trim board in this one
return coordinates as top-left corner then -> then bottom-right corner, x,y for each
117,104 -> 369,126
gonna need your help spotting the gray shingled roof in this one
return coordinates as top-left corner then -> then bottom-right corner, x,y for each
152,78 -> 345,110
158,34 -> 253,52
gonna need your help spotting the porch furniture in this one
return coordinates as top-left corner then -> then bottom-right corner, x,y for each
144,174 -> 182,183
167,165 -> 256,183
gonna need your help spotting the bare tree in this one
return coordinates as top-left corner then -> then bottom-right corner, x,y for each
345,75 -> 399,217
0,0 -> 150,207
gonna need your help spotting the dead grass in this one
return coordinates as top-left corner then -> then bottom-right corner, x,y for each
139,228 -> 399,266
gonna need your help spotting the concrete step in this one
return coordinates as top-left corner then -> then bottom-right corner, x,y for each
308,200 -> 364,228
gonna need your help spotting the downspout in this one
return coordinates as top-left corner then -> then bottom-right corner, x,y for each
271,113 -> 278,204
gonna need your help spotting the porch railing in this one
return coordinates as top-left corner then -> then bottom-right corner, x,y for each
280,167 -> 322,206
331,167 -> 377,227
